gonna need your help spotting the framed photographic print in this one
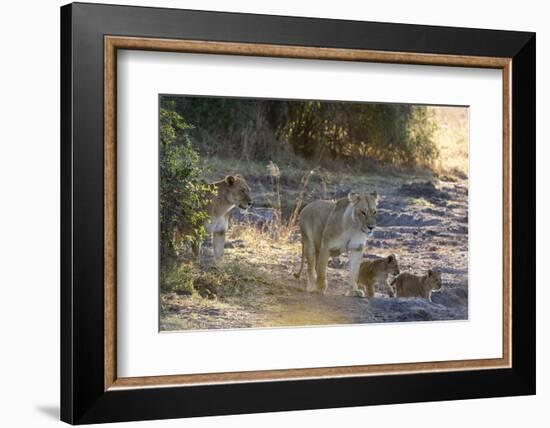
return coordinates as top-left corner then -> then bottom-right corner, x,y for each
60,2 -> 535,424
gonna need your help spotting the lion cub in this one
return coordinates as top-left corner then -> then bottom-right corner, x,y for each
391,270 -> 442,301
357,254 -> 400,298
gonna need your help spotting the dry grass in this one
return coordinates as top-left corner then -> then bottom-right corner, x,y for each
200,155 -> 310,185
160,221 -> 304,330
429,106 -> 469,177
163,221 -> 301,300
228,221 -> 300,259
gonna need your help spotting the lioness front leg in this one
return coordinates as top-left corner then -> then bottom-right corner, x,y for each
213,231 -> 226,260
315,246 -> 330,294
346,250 -> 365,297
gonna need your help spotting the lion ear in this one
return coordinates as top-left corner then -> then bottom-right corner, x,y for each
370,191 -> 379,201
387,254 -> 394,263
225,175 -> 236,186
427,269 -> 433,276
348,192 -> 360,204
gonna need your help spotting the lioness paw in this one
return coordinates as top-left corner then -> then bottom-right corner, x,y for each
315,279 -> 328,294
346,288 -> 365,298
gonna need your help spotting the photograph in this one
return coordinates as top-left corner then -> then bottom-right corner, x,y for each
159,95 -> 469,331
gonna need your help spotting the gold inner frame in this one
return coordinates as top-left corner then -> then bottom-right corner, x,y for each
104,35 -> 512,391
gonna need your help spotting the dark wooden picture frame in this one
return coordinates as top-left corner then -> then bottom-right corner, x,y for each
61,2 -> 535,424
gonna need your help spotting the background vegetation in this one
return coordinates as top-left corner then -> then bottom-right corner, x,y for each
161,96 -> 439,168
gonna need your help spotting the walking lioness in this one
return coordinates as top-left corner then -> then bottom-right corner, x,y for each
295,191 -> 378,297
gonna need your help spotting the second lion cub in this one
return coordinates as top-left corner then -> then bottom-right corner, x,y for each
391,270 -> 442,301
357,254 -> 400,298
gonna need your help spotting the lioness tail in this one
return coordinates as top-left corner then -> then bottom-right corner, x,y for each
293,240 -> 305,279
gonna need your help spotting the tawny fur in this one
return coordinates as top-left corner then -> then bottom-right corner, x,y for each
177,175 -> 252,261
391,270 -> 442,301
295,191 -> 378,297
357,254 -> 400,298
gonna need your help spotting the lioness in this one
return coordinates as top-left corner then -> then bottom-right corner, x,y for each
295,191 -> 378,297
391,270 -> 442,301
357,254 -> 400,298
188,175 -> 252,260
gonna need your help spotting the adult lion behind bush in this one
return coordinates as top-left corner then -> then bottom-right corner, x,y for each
177,175 -> 252,260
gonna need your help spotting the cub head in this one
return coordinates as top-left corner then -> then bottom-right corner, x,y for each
224,175 -> 252,209
426,269 -> 442,290
348,191 -> 379,235
386,254 -> 400,275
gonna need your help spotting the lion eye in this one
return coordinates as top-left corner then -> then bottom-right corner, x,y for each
373,210 -> 377,215
361,211 -> 367,216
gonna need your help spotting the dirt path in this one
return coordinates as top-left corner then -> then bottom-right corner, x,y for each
161,176 -> 468,331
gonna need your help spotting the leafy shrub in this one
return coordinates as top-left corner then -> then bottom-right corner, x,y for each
160,264 -> 195,295
159,105 -> 214,261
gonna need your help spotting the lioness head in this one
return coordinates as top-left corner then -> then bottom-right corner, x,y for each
224,175 -> 252,209
426,269 -> 442,290
387,254 -> 400,275
348,191 -> 379,234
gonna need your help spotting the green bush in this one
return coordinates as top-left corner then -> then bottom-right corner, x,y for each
160,264 -> 195,295
159,105 -> 214,261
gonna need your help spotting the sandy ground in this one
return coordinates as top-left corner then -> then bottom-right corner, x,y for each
161,173 -> 468,331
